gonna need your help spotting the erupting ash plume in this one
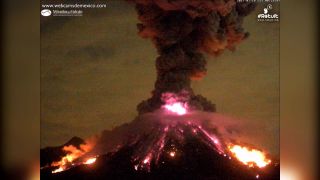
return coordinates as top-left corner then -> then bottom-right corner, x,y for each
128,0 -> 256,114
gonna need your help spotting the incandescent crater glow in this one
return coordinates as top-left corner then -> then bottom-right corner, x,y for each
164,102 -> 187,115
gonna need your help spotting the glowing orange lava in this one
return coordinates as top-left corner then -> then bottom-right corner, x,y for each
228,145 -> 271,168
51,145 -> 85,173
83,158 -> 97,165
51,137 -> 97,173
52,167 -> 64,174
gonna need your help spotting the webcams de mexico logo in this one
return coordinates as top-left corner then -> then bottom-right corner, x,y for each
41,9 -> 52,16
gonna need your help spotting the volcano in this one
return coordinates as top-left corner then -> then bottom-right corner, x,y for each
41,127 -> 279,179
41,1 -> 279,179
41,108 -> 279,180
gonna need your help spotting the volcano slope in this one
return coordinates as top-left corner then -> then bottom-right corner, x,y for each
41,112 -> 279,180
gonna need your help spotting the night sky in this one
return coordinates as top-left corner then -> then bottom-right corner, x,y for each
41,1 -> 279,156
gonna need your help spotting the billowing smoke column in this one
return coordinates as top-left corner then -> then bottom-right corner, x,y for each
128,0 -> 256,114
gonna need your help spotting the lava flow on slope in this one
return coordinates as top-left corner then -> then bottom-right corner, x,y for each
41,95 -> 279,179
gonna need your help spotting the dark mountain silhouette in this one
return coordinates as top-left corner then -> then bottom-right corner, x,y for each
41,128 -> 279,180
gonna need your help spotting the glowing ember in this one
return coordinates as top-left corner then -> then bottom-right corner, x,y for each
51,150 -> 80,173
229,145 -> 271,168
143,157 -> 150,164
169,151 -> 176,157
52,167 -> 64,174
83,158 -> 97,165
164,102 -> 187,115
51,137 -> 97,174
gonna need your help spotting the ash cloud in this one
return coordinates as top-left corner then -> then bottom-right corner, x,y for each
87,110 -> 273,158
128,0 -> 256,114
